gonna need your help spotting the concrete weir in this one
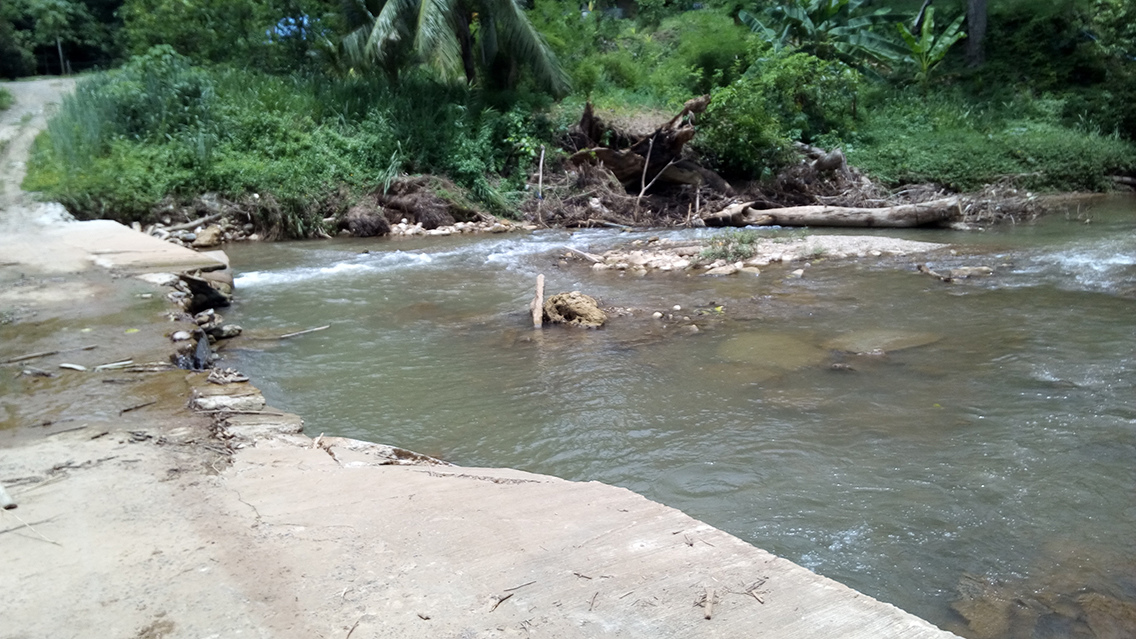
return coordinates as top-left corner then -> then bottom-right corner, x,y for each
0,217 -> 958,638
216,433 -> 961,638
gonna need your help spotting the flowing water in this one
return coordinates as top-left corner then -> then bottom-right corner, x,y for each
225,195 -> 1136,636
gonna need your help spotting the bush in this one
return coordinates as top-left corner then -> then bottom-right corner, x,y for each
697,49 -> 861,178
0,86 -> 12,111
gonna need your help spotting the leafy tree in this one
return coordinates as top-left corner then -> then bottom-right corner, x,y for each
341,0 -> 569,95
739,0 -> 902,68
896,6 -> 965,86
122,0 -> 336,70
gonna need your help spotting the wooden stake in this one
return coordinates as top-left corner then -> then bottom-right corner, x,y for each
530,274 -> 545,329
704,588 -> 715,619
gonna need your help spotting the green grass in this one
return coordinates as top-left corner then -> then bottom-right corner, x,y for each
700,229 -> 762,262
843,90 -> 1136,192
0,86 -> 12,111
22,47 -> 552,235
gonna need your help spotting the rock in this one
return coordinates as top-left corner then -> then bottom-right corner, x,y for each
718,332 -> 827,371
543,291 -> 607,328
739,266 -> 761,275
206,324 -> 243,339
591,262 -> 610,271
948,266 -> 994,279
824,330 -> 941,354
790,269 -> 805,278
704,264 -> 739,276
136,272 -> 180,287
171,330 -> 193,342
192,225 -> 224,248
652,311 -> 663,319
190,391 -> 266,412
489,223 -> 509,233
179,273 -> 232,314
194,309 -> 219,326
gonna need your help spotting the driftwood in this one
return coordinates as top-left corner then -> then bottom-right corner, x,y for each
249,325 -> 331,340
703,197 -> 960,228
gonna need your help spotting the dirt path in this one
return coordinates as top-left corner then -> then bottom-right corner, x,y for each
0,77 -> 77,232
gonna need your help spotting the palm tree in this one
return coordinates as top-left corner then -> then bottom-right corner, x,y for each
341,0 -> 569,96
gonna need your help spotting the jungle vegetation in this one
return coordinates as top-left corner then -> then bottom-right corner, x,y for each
5,0 -> 1134,232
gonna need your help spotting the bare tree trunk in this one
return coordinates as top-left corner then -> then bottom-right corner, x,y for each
56,37 -> 65,76
965,0 -> 987,67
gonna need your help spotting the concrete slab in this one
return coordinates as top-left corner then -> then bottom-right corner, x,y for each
0,220 -> 225,275
202,442 -> 960,638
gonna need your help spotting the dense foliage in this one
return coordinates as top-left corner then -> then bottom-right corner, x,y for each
24,46 -> 548,232
11,0 -> 1136,235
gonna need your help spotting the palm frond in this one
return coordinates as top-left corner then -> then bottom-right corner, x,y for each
415,0 -> 465,81
483,0 -> 570,95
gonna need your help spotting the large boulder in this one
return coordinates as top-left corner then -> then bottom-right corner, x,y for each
543,291 -> 606,328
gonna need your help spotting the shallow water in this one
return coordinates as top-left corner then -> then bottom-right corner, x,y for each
225,195 -> 1136,635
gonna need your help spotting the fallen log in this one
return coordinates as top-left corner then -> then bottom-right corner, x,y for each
703,197 -> 960,228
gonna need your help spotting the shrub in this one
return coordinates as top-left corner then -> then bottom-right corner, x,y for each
0,86 -> 12,111
697,49 -> 861,178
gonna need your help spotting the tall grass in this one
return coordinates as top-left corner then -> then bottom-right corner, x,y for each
842,89 -> 1136,192
24,47 -> 550,233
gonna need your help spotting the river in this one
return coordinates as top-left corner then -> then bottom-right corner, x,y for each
224,195 -> 1135,636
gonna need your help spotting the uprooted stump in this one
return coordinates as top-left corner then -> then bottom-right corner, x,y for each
543,291 -> 606,328
567,98 -> 733,197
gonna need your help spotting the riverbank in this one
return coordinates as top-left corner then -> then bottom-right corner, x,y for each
1,79 -> 964,638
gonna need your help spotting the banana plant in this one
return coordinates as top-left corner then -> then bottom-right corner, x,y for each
739,0 -> 904,67
896,6 -> 966,85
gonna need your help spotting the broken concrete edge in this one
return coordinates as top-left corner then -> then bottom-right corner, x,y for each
186,376 -> 451,468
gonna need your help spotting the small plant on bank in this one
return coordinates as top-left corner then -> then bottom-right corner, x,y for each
0,86 -> 12,111
701,229 -> 761,263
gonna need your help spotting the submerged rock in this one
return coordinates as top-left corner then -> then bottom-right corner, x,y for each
718,332 -> 827,370
824,329 -> 941,354
543,291 -> 606,328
